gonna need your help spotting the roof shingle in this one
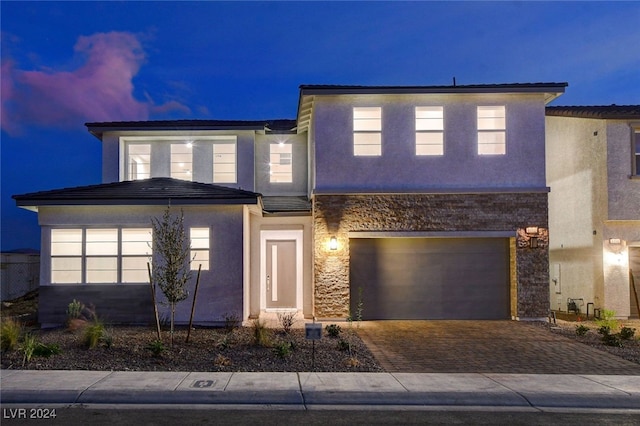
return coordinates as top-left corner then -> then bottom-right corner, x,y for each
546,105 -> 640,120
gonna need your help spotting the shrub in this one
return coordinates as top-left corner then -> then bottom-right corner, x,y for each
214,354 -> 232,366
222,312 -> 241,333
575,324 -> 589,336
277,312 -> 297,334
619,327 -> 636,341
146,339 -> 165,357
33,342 -> 61,358
252,318 -> 271,347
325,324 -> 342,338
337,339 -> 350,351
1,318 -> 22,352
84,320 -> 109,349
596,309 -> 619,332
273,341 -> 293,358
21,333 -> 38,366
66,299 -> 84,320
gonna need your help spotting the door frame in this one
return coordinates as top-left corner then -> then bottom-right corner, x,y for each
260,230 -> 303,312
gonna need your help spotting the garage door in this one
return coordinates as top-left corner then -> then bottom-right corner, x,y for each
349,238 -> 510,320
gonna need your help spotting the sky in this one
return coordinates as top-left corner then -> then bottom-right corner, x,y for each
1,1 -> 639,251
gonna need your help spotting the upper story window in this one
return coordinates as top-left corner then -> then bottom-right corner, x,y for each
634,129 -> 640,176
50,228 -> 152,284
190,227 -> 210,271
127,144 -> 151,180
171,143 -> 193,180
415,106 -> 444,156
270,143 -> 293,183
353,107 -> 382,156
477,106 -> 506,155
213,142 -> 237,183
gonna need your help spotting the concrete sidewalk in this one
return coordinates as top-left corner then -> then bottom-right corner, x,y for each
2,370 -> 640,410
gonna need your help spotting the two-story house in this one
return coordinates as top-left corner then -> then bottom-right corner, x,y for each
546,106 -> 640,318
14,82 -> 567,327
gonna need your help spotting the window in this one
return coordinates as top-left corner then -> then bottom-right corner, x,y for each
213,142 -> 236,183
171,143 -> 193,180
122,228 -> 152,282
634,130 -> 640,176
127,144 -> 151,180
353,107 -> 382,156
86,229 -> 118,283
51,229 -> 83,283
270,143 -> 293,183
416,107 -> 444,155
190,228 -> 210,270
477,106 -> 506,155
50,228 -> 152,284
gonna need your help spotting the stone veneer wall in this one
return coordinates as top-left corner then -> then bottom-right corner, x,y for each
313,193 -> 549,319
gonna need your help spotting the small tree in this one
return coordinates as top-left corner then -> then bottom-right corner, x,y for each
151,207 -> 192,347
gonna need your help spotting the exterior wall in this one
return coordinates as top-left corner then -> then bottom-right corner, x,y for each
311,93 -> 548,192
248,213 -> 313,318
0,252 -> 40,301
547,116 -> 640,317
255,133 -> 308,196
37,204 -> 246,327
312,192 -> 549,320
606,122 -> 640,220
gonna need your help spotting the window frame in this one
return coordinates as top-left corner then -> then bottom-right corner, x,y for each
477,105 -> 506,156
353,107 -> 382,156
126,143 -> 151,180
50,227 -> 152,284
170,143 -> 193,181
415,106 -> 444,156
190,227 -> 210,271
633,128 -> 640,177
213,141 -> 237,183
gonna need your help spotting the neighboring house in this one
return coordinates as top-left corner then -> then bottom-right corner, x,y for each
546,106 -> 640,318
1,249 -> 40,301
14,82 -> 567,327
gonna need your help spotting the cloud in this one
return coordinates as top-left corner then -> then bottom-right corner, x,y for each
1,31 -> 189,135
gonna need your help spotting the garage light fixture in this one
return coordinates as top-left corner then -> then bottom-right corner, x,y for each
609,238 -> 621,245
329,237 -> 338,251
525,226 -> 539,235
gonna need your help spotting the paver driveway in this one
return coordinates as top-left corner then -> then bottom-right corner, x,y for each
356,321 -> 640,374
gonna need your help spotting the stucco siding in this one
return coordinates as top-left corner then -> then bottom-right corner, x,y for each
37,205 -> 246,326
312,93 -> 548,192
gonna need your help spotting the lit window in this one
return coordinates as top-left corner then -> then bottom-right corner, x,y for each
353,107 -> 382,156
127,144 -> 150,180
634,130 -> 640,176
213,142 -> 237,183
51,229 -> 83,283
171,143 -> 193,180
477,106 -> 506,155
50,228 -> 152,284
270,143 -> 293,183
190,228 -> 210,270
416,107 -> 444,155
122,228 -> 152,283
86,229 -> 118,283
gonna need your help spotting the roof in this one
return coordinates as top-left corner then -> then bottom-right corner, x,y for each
86,119 -> 298,138
297,82 -> 568,133
13,178 -> 261,209
262,196 -> 311,215
546,105 -> 640,120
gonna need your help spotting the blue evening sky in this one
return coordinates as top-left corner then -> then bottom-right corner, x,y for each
2,1 -> 639,251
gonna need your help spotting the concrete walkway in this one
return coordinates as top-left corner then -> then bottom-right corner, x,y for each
2,370 -> 640,410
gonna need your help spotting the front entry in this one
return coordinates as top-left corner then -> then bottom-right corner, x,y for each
265,240 -> 297,309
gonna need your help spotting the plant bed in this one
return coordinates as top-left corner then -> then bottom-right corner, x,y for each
0,325 -> 383,372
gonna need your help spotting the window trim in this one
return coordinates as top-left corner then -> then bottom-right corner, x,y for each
633,127 -> 640,177
190,227 -> 210,271
213,141 -> 237,184
269,143 -> 293,183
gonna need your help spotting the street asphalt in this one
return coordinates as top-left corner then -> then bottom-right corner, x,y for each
1,370 -> 640,411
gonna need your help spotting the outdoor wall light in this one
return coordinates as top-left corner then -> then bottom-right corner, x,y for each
609,238 -> 622,245
525,226 -> 539,235
329,237 -> 338,251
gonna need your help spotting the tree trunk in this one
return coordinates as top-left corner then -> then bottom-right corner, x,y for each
170,303 -> 175,348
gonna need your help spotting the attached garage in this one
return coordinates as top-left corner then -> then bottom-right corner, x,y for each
349,237 -> 511,320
